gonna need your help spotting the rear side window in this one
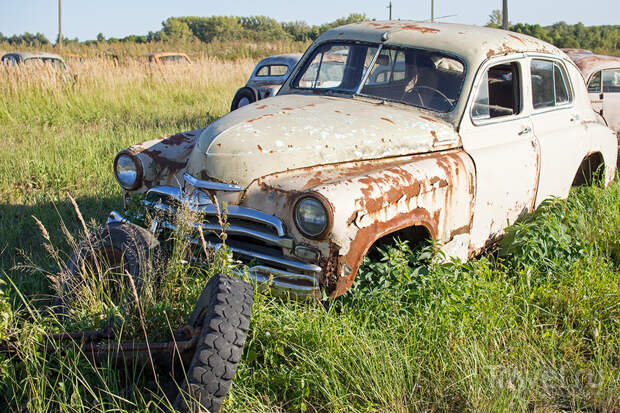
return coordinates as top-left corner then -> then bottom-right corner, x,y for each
256,64 -> 289,77
603,69 -> 620,93
531,59 -> 572,109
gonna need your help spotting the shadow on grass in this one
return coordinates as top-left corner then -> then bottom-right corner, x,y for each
0,194 -> 123,298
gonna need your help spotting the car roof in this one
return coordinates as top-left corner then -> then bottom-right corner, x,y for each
256,54 -> 302,68
565,51 -> 620,81
2,51 -> 65,61
319,21 -> 564,67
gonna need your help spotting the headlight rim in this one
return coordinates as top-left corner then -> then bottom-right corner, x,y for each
113,150 -> 143,190
293,193 -> 333,240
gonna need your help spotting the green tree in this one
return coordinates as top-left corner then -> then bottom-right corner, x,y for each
486,9 -> 502,28
161,18 -> 195,41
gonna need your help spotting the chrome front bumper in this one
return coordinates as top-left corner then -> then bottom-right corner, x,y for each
108,186 -> 322,297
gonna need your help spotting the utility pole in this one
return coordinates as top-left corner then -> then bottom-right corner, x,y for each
58,0 -> 62,48
502,0 -> 508,30
387,1 -> 392,20
431,0 -> 435,22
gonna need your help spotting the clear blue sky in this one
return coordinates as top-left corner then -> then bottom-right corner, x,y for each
1,0 -> 618,41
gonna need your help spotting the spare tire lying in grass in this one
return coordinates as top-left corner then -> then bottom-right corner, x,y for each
175,273 -> 254,413
57,221 -> 163,313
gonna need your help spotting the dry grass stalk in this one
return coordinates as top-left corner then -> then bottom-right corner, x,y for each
127,271 -> 159,385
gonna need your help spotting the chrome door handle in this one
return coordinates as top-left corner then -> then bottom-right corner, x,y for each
518,126 -> 531,136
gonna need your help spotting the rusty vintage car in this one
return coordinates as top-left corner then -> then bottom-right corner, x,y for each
62,21 -> 618,412
565,49 -> 620,132
230,53 -> 301,110
148,52 -> 192,65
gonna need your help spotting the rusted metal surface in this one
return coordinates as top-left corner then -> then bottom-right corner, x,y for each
114,21 -> 618,298
243,149 -> 475,296
125,129 -> 203,192
185,94 -> 460,190
0,324 -> 200,369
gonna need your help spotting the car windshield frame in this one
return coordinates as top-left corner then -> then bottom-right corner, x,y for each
290,41 -> 467,113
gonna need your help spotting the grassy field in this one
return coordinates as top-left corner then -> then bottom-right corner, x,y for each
0,54 -> 619,412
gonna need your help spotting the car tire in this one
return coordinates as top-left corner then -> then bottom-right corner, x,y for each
174,273 -> 254,413
230,88 -> 256,111
57,222 -> 163,313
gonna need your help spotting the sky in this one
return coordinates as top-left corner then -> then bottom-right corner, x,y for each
1,0 -> 618,42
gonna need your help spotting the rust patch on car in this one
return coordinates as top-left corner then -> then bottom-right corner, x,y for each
257,145 -> 263,152
380,117 -> 396,124
508,34 -> 526,45
449,224 -> 469,239
141,149 -> 187,171
320,242 -> 342,291
256,105 -> 267,109
419,115 -> 436,123
400,24 -> 440,34
163,133 -> 192,146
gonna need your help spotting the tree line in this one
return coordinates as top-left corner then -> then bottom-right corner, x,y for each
1,14 -> 618,55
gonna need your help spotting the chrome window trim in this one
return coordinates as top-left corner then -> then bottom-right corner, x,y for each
470,57 -> 527,127
184,173 -> 244,192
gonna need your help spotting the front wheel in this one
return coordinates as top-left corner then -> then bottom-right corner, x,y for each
57,222 -> 163,313
174,273 -> 254,413
230,88 -> 256,111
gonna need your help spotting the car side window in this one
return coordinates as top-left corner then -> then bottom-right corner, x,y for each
602,69 -> 620,93
256,65 -> 289,77
256,66 -> 269,76
270,65 -> 288,76
531,59 -> 572,109
472,62 -> 521,121
588,71 -> 601,93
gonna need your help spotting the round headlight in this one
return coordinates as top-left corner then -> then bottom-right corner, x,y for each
294,196 -> 330,238
114,152 -> 142,190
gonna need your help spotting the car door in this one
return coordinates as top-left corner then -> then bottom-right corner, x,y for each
602,68 -> 620,131
529,57 -> 586,205
460,57 -> 540,250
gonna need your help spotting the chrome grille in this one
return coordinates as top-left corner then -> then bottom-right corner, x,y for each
139,185 -> 321,296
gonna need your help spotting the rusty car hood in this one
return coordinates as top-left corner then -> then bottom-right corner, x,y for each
186,94 -> 460,187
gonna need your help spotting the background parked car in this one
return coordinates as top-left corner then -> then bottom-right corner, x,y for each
230,53 -> 301,110
565,49 -> 620,132
1,51 -> 67,70
148,52 -> 192,65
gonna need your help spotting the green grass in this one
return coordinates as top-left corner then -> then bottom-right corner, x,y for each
0,56 -> 618,412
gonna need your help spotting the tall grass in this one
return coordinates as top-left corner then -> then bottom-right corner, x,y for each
0,39 -> 308,62
0,50 -> 618,412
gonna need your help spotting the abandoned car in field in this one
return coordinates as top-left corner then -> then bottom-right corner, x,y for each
2,51 -> 67,69
230,53 -> 301,110
148,52 -> 193,65
565,49 -> 620,132
63,21 -> 618,412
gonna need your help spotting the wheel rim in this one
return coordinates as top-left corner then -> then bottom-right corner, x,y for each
238,97 -> 250,107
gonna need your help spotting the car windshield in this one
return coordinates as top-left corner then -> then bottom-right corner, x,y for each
292,42 -> 466,113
